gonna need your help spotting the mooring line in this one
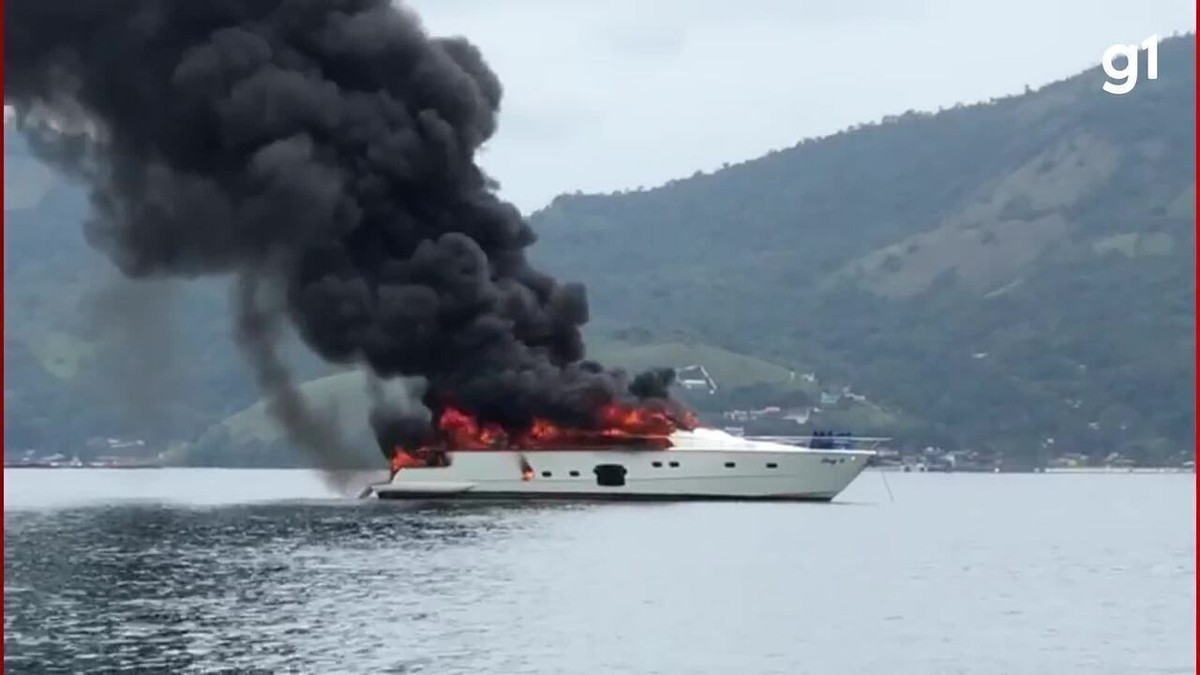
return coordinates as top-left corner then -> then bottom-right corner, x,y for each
879,468 -> 895,503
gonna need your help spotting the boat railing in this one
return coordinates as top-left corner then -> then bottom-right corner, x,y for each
745,436 -> 892,451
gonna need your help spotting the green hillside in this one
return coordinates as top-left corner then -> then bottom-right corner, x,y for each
173,370 -> 391,467
590,340 -> 808,391
4,130 -> 336,454
528,36 -> 1197,462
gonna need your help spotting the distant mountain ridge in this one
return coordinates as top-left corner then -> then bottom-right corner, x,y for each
527,35 -> 1196,462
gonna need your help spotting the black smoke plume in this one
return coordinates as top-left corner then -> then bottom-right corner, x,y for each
6,0 -> 689,463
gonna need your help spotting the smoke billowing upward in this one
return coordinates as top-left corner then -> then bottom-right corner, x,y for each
6,0 -> 688,462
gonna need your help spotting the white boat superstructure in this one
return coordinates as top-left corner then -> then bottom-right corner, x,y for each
368,428 -> 883,502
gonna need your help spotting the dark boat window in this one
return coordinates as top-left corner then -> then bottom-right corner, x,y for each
652,461 -> 662,468
669,461 -> 679,468
541,471 -> 552,478
569,470 -> 580,477
766,462 -> 778,469
724,462 -> 736,468
593,464 -> 628,487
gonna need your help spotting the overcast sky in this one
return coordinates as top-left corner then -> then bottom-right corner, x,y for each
407,0 -> 1195,213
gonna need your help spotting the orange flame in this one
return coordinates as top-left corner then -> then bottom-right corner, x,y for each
389,401 -> 698,474
390,449 -> 423,474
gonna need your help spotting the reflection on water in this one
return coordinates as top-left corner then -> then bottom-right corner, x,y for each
4,469 -> 1195,674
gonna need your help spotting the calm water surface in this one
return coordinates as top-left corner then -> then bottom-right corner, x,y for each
4,468 -> 1195,674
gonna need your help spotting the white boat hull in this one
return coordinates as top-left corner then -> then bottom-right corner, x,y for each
371,446 -> 873,502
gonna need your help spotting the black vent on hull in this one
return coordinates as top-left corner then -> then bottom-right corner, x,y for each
593,464 -> 628,487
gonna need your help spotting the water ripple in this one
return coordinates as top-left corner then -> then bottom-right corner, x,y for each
5,471 -> 1194,674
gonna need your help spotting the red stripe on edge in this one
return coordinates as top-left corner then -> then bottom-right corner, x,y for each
1193,17 -> 1199,675
1,0 -> 8,668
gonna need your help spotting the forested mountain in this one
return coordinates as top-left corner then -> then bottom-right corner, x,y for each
4,36 -> 1194,465
4,131 -> 334,454
528,35 -> 1196,462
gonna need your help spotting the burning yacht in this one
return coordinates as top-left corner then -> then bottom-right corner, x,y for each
365,404 -> 880,501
